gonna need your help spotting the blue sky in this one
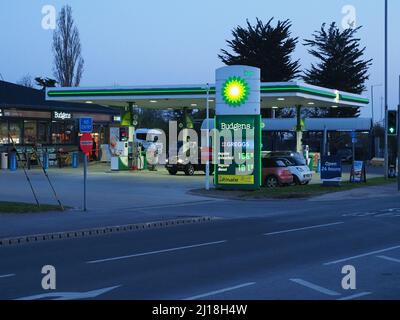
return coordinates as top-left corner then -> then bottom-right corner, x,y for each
0,0 -> 399,120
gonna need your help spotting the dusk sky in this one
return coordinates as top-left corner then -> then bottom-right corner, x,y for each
1,0 -> 399,120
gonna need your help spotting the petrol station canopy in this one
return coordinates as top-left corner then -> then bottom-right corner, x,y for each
46,81 -> 369,110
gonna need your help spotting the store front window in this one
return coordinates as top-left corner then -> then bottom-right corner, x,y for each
24,120 -> 37,144
38,121 -> 50,144
9,121 -> 22,144
52,121 -> 75,144
0,121 -> 8,144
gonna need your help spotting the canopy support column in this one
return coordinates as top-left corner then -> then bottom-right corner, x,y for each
296,105 -> 303,153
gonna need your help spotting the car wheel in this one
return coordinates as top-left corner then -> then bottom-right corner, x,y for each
293,175 -> 301,185
266,176 -> 279,189
168,169 -> 178,175
185,164 -> 195,176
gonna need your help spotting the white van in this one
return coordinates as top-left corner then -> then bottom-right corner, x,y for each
135,128 -> 164,153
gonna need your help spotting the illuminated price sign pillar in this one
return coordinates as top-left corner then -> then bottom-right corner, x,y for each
215,66 -> 261,190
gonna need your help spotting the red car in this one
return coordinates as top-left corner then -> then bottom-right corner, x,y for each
262,158 -> 293,188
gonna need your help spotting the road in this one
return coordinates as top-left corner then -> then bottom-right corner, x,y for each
1,193 -> 400,300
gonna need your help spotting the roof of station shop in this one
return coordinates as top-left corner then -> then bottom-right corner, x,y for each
1,81 -> 120,114
46,81 -> 369,110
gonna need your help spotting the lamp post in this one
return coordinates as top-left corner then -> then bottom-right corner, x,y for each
384,0 -> 389,179
397,75 -> 400,191
205,83 -> 210,191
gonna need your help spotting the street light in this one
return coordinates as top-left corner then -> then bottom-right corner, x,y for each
384,0 -> 389,179
204,83 -> 210,191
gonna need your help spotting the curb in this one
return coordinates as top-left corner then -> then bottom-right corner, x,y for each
0,216 -> 217,247
186,190 -> 309,201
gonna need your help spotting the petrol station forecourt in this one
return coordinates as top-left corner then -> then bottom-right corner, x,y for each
46,65 -> 369,191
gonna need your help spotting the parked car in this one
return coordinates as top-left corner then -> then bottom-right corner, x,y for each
272,157 -> 313,185
262,158 -> 293,188
166,143 -> 212,176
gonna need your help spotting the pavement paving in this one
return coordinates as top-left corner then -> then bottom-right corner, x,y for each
0,163 -> 396,239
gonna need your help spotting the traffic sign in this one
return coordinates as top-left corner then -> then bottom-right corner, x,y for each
80,117 -> 93,133
80,133 -> 93,155
351,131 -> 357,144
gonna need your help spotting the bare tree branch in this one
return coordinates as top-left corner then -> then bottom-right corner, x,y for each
52,5 -> 84,87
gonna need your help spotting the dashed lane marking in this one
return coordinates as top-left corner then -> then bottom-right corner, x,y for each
184,282 -> 256,300
87,240 -> 227,264
289,278 -> 341,296
264,222 -> 344,236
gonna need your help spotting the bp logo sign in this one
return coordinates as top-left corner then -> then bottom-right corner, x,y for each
222,76 -> 250,107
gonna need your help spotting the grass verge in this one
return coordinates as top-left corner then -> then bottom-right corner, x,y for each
0,202 -> 65,214
240,177 -> 393,199
190,177 -> 394,200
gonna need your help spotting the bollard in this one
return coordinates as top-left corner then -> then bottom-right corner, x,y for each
308,156 -> 314,172
43,152 -> 49,170
9,152 -> 17,171
316,159 -> 321,174
1,153 -> 8,170
72,152 -> 79,168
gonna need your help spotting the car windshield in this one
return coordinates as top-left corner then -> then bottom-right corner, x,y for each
278,158 -> 294,166
287,156 -> 306,166
275,160 -> 287,167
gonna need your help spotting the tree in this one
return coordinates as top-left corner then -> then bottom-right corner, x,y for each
303,23 -> 372,117
219,18 -> 300,82
35,77 -> 57,90
52,5 -> 84,87
17,74 -> 34,88
219,18 -> 300,118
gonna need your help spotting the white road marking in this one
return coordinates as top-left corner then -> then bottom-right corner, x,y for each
87,240 -> 227,264
290,279 -> 341,296
184,282 -> 256,300
16,285 -> 121,300
264,222 -> 344,236
377,255 -> 400,263
338,292 -> 372,300
324,244 -> 400,266
0,274 -> 15,279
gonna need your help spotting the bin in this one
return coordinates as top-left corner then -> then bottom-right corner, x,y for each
1,153 -> 8,170
72,152 -> 79,168
9,152 -> 17,171
43,152 -> 49,170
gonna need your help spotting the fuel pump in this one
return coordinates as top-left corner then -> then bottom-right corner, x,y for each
109,126 -> 134,171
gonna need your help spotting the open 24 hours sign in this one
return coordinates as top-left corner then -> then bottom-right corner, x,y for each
215,115 -> 262,190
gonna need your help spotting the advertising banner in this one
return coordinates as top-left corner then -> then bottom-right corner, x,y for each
351,160 -> 366,183
320,156 -> 342,185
